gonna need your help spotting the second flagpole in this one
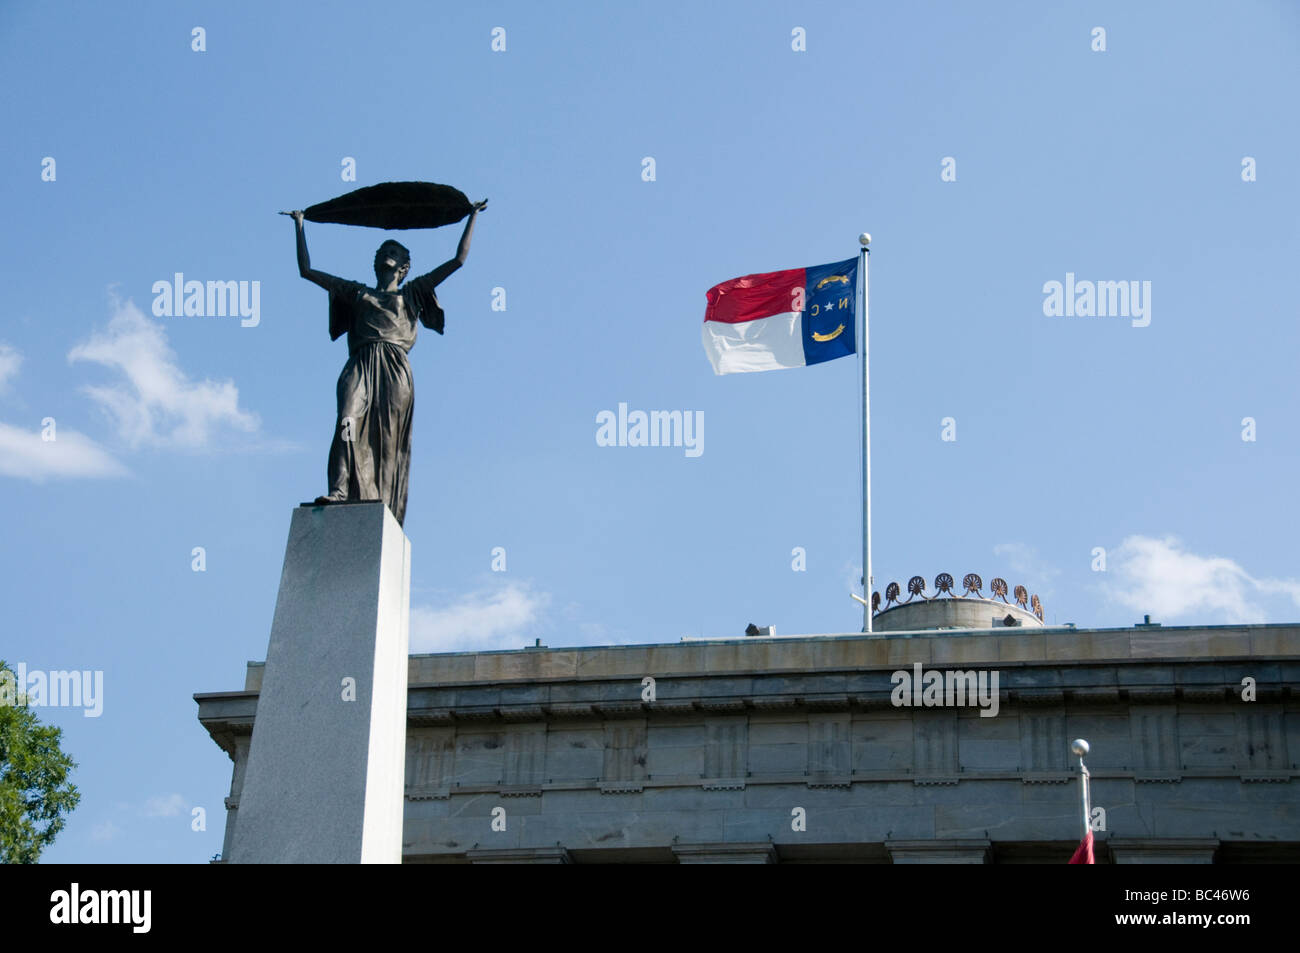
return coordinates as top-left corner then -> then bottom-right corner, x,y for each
860,233 -> 872,633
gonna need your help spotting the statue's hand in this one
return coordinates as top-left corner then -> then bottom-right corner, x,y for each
472,199 -> 489,213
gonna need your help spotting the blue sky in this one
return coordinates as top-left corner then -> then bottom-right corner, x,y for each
1,1 -> 1297,862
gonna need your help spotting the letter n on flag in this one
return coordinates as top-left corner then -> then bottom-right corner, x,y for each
1068,831 -> 1094,864
702,258 -> 857,375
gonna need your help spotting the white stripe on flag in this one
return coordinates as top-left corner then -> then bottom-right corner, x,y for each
702,312 -> 805,375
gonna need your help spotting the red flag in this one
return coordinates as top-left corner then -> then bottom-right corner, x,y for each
1068,831 -> 1094,864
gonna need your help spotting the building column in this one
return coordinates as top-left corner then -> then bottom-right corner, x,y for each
886,839 -> 991,863
217,734 -> 251,864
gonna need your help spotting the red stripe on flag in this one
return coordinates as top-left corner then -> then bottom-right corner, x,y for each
704,267 -> 805,324
1068,831 -> 1094,864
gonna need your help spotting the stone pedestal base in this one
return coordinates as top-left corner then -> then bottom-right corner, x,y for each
227,503 -> 410,864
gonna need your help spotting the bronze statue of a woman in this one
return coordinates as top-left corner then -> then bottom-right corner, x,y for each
288,200 -> 486,526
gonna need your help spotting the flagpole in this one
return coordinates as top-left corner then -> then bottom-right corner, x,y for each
1072,738 -> 1091,836
860,232 -> 872,633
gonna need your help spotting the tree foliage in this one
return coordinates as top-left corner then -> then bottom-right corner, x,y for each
0,660 -> 81,863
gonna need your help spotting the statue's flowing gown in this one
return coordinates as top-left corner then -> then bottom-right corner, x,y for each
320,273 -> 444,526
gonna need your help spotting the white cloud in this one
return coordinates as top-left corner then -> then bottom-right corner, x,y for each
0,343 -> 20,392
1103,535 -> 1300,625
410,582 -> 550,652
90,820 -> 121,842
844,561 -> 863,597
0,420 -> 127,481
142,793 -> 187,817
68,297 -> 259,448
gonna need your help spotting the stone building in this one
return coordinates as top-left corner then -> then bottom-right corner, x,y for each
196,583 -> 1300,863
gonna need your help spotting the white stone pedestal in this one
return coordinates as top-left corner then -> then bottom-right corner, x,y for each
227,502 -> 410,864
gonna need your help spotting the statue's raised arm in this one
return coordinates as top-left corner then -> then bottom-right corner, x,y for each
284,210 -> 345,290
407,199 -> 488,291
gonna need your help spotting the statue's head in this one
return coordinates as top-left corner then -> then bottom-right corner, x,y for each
374,239 -> 411,286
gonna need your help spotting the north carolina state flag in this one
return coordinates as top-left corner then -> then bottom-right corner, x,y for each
702,258 -> 857,374
1068,831 -> 1095,864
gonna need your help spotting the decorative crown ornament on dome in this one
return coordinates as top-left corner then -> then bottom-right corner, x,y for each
876,573 -> 1044,621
